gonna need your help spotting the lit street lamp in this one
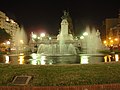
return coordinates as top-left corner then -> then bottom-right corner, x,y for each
40,33 -> 45,37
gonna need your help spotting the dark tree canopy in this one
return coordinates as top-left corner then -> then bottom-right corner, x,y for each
0,28 -> 11,43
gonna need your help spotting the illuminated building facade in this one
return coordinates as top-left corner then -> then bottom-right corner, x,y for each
103,10 -> 120,47
0,11 -> 20,44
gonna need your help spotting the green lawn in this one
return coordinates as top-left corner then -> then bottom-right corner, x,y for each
0,62 -> 120,86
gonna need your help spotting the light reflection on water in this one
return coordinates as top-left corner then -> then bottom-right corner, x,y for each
80,54 -> 120,64
18,55 -> 24,64
3,53 -> 79,65
5,55 -> 9,64
2,53 -> 120,65
30,54 -> 46,65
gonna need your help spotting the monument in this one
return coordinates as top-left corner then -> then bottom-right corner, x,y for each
3,10 -> 110,65
37,10 -> 77,55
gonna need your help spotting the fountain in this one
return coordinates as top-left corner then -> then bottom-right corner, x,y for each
36,11 -> 110,64
37,12 -> 77,56
1,11 -> 111,65
1,26 -> 30,64
80,26 -> 109,64
81,26 -> 108,54
12,26 -> 28,54
36,11 -> 78,64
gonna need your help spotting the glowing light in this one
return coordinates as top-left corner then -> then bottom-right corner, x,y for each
110,40 -> 113,43
114,38 -> 118,41
40,33 -> 45,37
6,17 -> 9,21
115,54 -> 119,61
6,41 -> 10,45
38,37 -> 40,39
49,37 -> 52,40
109,37 -> 111,40
5,55 -> 9,63
49,60 -> 53,65
3,43 -> 6,45
81,56 -> 89,64
30,53 -> 40,65
80,36 -> 84,39
103,40 -> 107,44
20,40 -> 23,44
104,56 -> 107,62
19,55 -> 24,64
20,53 -> 24,55
40,56 -> 46,65
31,53 -> 37,59
31,60 -> 37,65
10,19 -> 15,23
32,34 -> 37,39
108,55 -> 112,62
83,32 -> 88,36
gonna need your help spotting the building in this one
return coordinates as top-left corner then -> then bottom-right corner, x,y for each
103,10 -> 120,47
0,11 -> 20,44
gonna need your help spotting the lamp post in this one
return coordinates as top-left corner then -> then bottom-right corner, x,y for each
40,33 -> 45,39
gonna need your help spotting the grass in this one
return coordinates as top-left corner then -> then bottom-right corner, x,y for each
0,62 -> 120,86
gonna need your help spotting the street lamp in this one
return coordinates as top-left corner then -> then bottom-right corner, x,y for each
40,33 -> 46,41
40,33 -> 45,37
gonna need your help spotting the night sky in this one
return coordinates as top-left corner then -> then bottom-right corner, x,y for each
0,0 -> 120,36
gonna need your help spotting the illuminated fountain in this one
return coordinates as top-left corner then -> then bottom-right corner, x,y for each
13,27 -> 28,54
36,11 -> 78,64
81,26 -> 107,54
36,11 -> 109,64
37,16 -> 76,56
80,26 -> 109,64
2,11 -> 113,65
2,11 -> 78,65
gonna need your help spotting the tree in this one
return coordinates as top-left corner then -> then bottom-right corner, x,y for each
0,28 -> 11,43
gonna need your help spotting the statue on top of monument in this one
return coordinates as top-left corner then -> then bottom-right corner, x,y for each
61,10 -> 69,20
61,10 -> 74,35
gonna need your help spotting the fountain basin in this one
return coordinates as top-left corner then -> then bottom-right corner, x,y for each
79,54 -> 106,64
